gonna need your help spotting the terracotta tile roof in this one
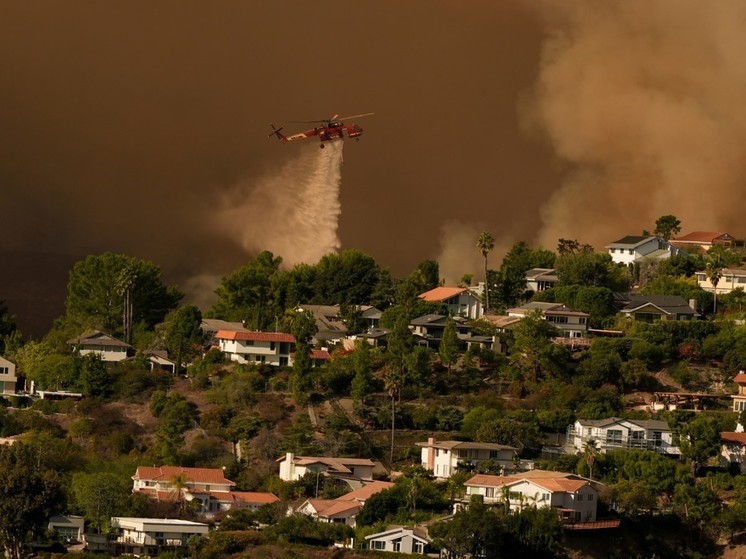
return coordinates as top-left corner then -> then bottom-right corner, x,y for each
306,499 -> 361,518
465,474 -> 513,488
337,481 -> 395,502
419,287 -> 468,303
734,372 -> 746,384
133,466 -> 235,486
213,491 -> 280,504
673,231 -> 727,243
278,455 -> 375,474
721,432 -> 746,445
215,330 -> 295,343
309,349 -> 331,360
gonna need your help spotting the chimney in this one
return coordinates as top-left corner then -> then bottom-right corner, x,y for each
427,438 -> 435,471
689,299 -> 697,312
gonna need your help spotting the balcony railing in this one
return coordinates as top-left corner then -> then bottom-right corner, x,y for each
566,429 -> 674,453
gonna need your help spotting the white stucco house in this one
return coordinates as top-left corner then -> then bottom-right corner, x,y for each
606,235 -> 685,265
696,268 -> 746,296
720,432 -> 746,473
132,465 -> 279,514
110,517 -> 209,556
463,470 -> 600,524
277,453 -> 375,482
215,330 -> 295,366
566,418 -> 680,456
48,515 -> 85,542
416,437 -> 519,479
0,356 -> 18,394
365,526 -> 431,554
418,287 -> 483,319
67,331 -> 132,362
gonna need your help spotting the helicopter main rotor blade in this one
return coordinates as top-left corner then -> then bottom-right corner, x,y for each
337,112 -> 375,121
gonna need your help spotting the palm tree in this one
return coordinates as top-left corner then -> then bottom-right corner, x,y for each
705,254 -> 724,315
169,473 -> 190,513
476,232 -> 495,311
384,367 -> 404,466
583,439 -> 600,480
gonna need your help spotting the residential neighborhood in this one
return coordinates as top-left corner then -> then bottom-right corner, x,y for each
4,220 -> 746,559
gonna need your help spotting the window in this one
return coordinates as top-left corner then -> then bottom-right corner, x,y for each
371,541 -> 385,550
652,431 -> 663,446
244,340 -> 255,346
542,493 -> 550,501
606,429 -> 623,445
735,401 -> 746,412
393,541 -> 401,552
0,367 -> 7,375
270,341 -> 276,350
486,487 -> 495,498
588,493 -> 594,501
489,450 -> 499,459
415,542 -> 425,554
577,493 -> 583,501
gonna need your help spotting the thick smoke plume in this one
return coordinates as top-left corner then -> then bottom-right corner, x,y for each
527,1 -> 746,249
216,143 -> 343,270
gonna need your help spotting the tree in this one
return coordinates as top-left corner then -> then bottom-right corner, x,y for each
654,214 -> 682,241
509,310 -> 563,382
439,316 -> 460,372
0,301 -> 18,356
210,250 -> 283,329
705,252 -> 725,315
556,249 -> 628,291
289,310 -> 318,404
583,439 -> 600,480
162,304 -> 203,374
675,415 -> 722,475
71,472 -> 129,532
409,259 -> 440,293
0,443 -> 64,559
64,253 -> 182,336
477,232 -> 495,311
310,249 -> 382,305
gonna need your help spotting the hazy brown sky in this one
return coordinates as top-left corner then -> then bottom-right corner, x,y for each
3,0 -> 745,319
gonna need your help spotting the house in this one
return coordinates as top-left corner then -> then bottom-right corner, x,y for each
110,517 -> 209,556
297,304 -> 383,345
525,268 -> 560,293
732,371 -> 746,414
606,236 -> 685,265
215,330 -> 295,366
463,470 -> 600,524
619,294 -> 698,322
354,327 -> 390,348
418,287 -> 483,319
416,437 -> 518,478
277,452 -> 375,482
365,526 -> 431,554
695,268 -> 746,295
720,432 -> 746,473
408,314 -> 493,350
67,331 -> 132,362
296,480 -> 394,527
507,302 -> 589,339
0,356 -> 18,394
124,351 -> 177,374
296,498 -> 362,526
671,231 -> 743,253
132,465 -> 279,514
566,418 -> 680,456
48,515 -> 85,542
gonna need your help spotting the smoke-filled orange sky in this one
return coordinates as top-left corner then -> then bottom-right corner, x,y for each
3,1 -> 746,331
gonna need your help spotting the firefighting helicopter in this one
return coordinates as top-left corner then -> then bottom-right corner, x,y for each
268,113 -> 374,148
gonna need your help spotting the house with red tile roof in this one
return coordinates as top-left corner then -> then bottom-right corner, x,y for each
215,330 -> 295,366
671,231 -> 743,253
463,470 -> 600,524
277,452 -> 376,482
295,480 -> 395,527
418,287 -> 482,319
132,466 -> 278,515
